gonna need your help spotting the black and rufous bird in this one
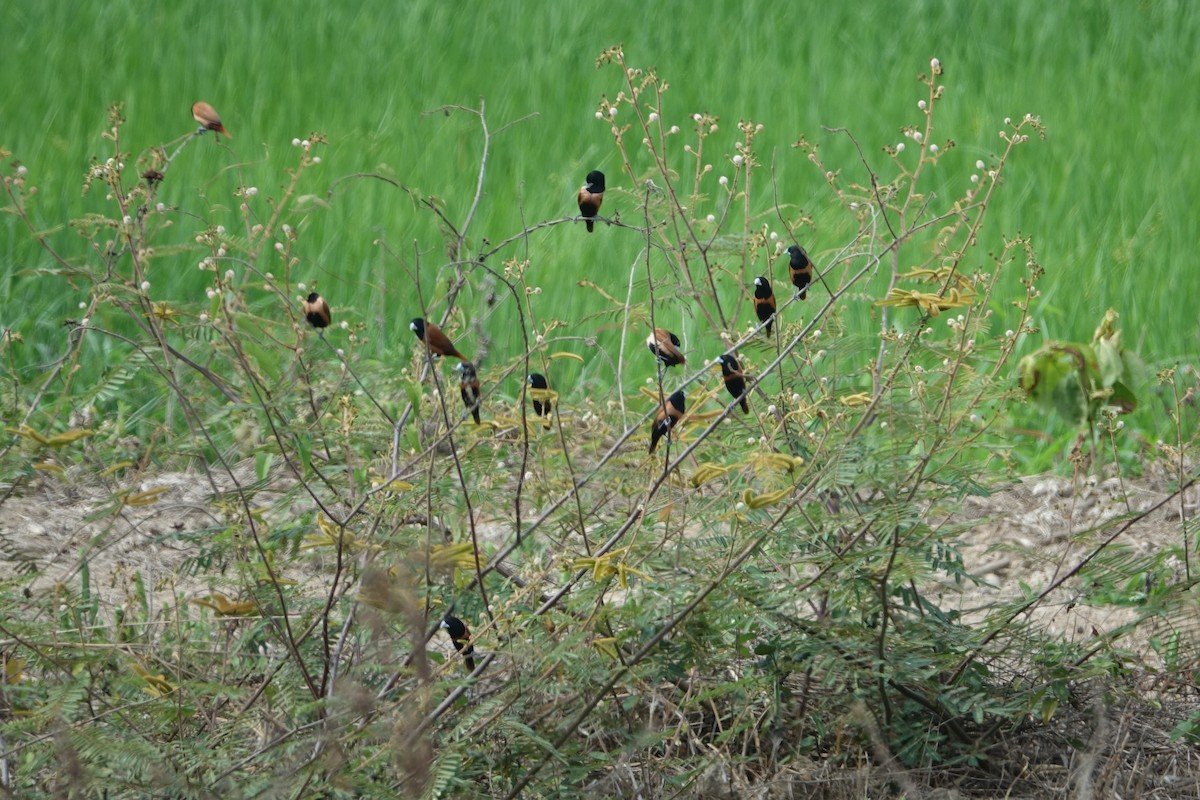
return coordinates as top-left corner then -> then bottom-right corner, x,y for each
715,355 -> 750,414
440,614 -> 476,672
456,362 -> 481,424
646,329 -> 686,368
786,244 -> 813,300
577,170 -> 605,232
410,318 -> 467,360
191,101 -> 231,139
527,373 -> 552,417
649,389 -> 686,454
302,292 -> 331,332
753,276 -> 776,335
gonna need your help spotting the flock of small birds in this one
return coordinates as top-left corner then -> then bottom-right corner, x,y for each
289,156 -> 815,456
192,101 -> 815,671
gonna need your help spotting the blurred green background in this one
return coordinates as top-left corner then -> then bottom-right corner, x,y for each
2,0 -> 1196,459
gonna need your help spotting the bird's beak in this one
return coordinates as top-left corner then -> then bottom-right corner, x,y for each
439,619 -> 449,630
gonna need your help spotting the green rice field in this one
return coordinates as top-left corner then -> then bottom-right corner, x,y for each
3,0 -> 1198,460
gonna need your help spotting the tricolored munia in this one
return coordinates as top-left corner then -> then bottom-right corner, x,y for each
527,372 -> 552,417
753,276 -> 776,335
577,170 -> 605,232
456,362 -> 481,424
302,292 -> 331,332
786,244 -> 813,300
191,101 -> 231,139
648,389 -> 686,453
409,318 -> 467,360
646,328 -> 686,368
440,615 -> 476,672
715,354 -> 750,414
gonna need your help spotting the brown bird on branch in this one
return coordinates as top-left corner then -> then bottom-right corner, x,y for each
577,170 -> 605,232
753,276 -> 776,336
410,318 -> 467,360
715,354 -> 750,414
191,101 -> 231,139
456,362 -> 482,424
648,389 -> 686,454
302,292 -> 331,332
646,329 -> 686,368
440,615 -> 476,672
786,244 -> 813,300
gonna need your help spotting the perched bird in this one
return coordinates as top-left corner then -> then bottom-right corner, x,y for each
577,170 -> 606,232
456,362 -> 481,424
786,244 -> 813,300
715,354 -> 750,414
646,329 -> 686,368
410,318 -> 467,360
440,615 -> 476,672
649,389 -> 686,454
302,292 -> 331,332
191,101 -> 231,139
527,373 -> 552,417
753,276 -> 776,336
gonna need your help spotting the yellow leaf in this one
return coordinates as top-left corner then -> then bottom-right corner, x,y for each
132,663 -> 177,696
192,593 -> 259,616
4,656 -> 25,685
550,351 -> 584,362
122,485 -> 171,506
592,637 -> 619,659
151,302 -> 180,324
44,428 -> 94,447
839,392 -> 871,407
428,542 -> 478,571
5,425 -> 49,445
745,488 -> 791,508
690,462 -> 731,487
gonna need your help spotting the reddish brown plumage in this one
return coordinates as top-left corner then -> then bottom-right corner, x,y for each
786,245 -> 813,300
577,170 -> 606,232
302,292 -> 331,330
646,329 -> 686,368
648,389 -> 686,453
191,101 -> 231,138
410,317 -> 467,360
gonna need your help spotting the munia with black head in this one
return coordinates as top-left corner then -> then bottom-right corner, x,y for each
646,329 -> 686,368
577,170 -> 606,232
455,362 -> 481,424
527,373 -> 552,418
753,277 -> 776,336
302,292 -> 331,332
409,318 -> 467,360
440,614 -> 476,672
191,101 -> 231,139
786,244 -> 813,300
715,354 -> 750,414
648,389 -> 686,454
